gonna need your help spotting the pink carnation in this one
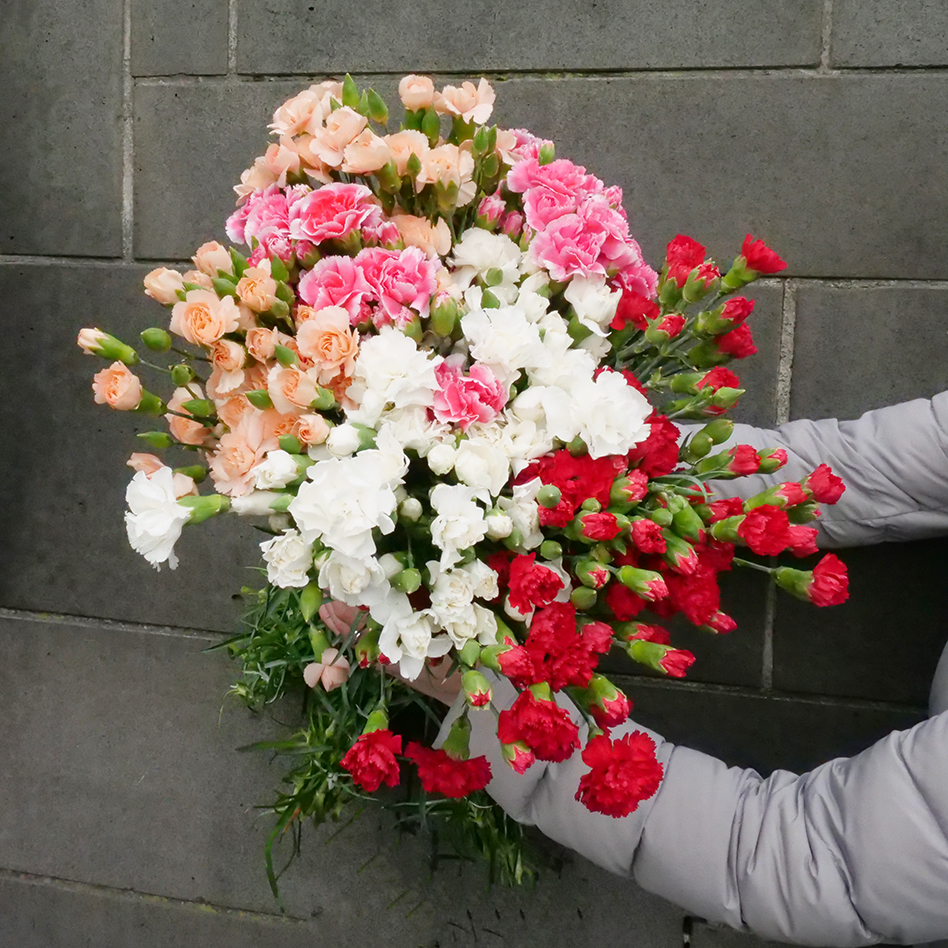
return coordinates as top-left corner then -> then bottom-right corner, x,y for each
432,357 -> 507,430
355,246 -> 438,326
528,212 -> 606,281
522,186 -> 579,232
297,256 -> 372,324
507,158 -> 600,199
288,182 -> 381,245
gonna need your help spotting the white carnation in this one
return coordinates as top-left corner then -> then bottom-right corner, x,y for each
260,529 -> 313,588
251,449 -> 299,490
429,483 -> 488,569
563,275 -> 621,336
461,305 -> 547,388
326,424 -> 361,457
318,550 -> 388,606
453,437 -> 510,497
124,468 -> 192,570
427,442 -> 457,476
568,370 -> 652,458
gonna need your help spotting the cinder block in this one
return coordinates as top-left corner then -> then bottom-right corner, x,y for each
0,262 -> 259,632
131,0 -> 229,76
833,0 -> 948,67
625,677 -> 925,775
0,873 -> 318,948
135,75 -> 948,278
689,917 -> 787,948
0,0 -> 123,256
235,0 -> 823,73
772,539 -> 948,707
0,614 -> 684,944
790,285 -> 948,421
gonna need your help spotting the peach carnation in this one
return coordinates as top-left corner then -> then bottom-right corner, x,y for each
309,107 -> 367,168
267,364 -> 321,415
434,79 -> 495,125
236,262 -> 279,313
143,267 -> 185,305
192,241 -> 233,277
170,289 -> 241,346
342,130 -> 392,174
384,130 -> 430,176
294,413 -> 331,445
165,385 -> 212,445
392,212 -> 452,259
92,362 -> 143,411
398,74 -> 435,112
295,306 -> 359,386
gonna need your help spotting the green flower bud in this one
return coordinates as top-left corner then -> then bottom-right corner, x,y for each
170,364 -> 194,386
299,582 -> 323,622
136,430 -> 174,449
278,434 -> 303,455
140,328 -> 172,352
178,492 -> 230,524
537,484 -> 562,509
274,344 -> 298,367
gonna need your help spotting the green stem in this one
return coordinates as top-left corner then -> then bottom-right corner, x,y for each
732,557 -> 775,574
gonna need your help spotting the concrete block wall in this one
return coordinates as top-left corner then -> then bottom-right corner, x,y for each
2,2 -> 947,944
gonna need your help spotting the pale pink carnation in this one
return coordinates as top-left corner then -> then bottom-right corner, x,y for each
295,306 -> 359,387
297,256 -> 372,323
245,326 -> 279,363
126,454 -> 196,498
384,130 -> 430,176
236,262 -> 279,313
415,144 -> 476,206
497,128 -> 553,164
432,357 -> 507,430
434,79 -> 495,125
308,107 -> 367,167
234,158 -> 279,203
269,88 -> 326,137
288,183 -> 381,245
392,212 -> 451,259
267,364 -> 320,415
342,130 -> 392,174
192,241 -> 233,277
527,212 -> 606,281
303,648 -> 351,691
356,246 -> 438,326
263,137 -> 301,186
294,413 -> 331,445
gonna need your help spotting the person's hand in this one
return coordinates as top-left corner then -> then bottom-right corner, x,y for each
385,655 -> 462,707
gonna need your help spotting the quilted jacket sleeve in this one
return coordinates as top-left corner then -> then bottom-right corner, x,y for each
707,392 -> 948,548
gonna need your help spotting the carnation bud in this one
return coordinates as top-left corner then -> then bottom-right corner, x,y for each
327,423 -> 362,457
646,507 -> 673,528
245,389 -> 274,410
362,708 -> 390,735
536,484 -> 562,509
399,497 -> 423,522
703,417 -> 735,444
710,387 -> 743,409
391,568 -> 422,594
485,510 -> 514,539
355,625 -> 382,668
671,504 -> 706,543
76,328 -> 140,365
170,364 -> 195,386
566,436 -> 587,457
616,566 -> 668,602
458,640 -> 481,666
274,343 -> 298,367
182,398 -> 215,419
429,295 -> 459,337
311,386 -> 337,411
758,447 -> 788,474
427,443 -> 457,475
625,640 -> 695,678
136,431 -> 174,449
299,582 -> 323,622
538,142 -> 555,165
134,391 -> 166,416
177,492 -> 231,524
681,431 -> 714,461
788,501 -> 821,523
173,464 -> 207,483
539,540 -> 563,561
501,740 -> 535,774
461,670 -> 492,708
278,434 -> 303,455
441,714 -> 472,761
574,675 -> 632,729
140,328 -> 172,352
569,586 -> 598,611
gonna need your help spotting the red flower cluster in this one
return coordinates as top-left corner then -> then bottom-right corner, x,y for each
625,414 -> 681,477
498,602 -> 613,691
497,690 -> 580,762
340,729 -> 402,792
574,732 -> 664,818
405,744 -> 492,798
524,450 -> 623,528
665,234 -> 707,287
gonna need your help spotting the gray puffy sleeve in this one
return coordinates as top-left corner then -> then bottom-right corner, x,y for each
632,711 -> 948,946
701,392 -> 948,548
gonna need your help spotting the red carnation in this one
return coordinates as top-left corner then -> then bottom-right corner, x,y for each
727,444 -> 761,475
654,313 -> 685,338
737,505 -> 792,556
497,690 -> 580,763
631,517 -> 666,553
809,553 -> 849,606
605,583 -> 647,621
626,414 -> 681,477
405,743 -> 492,798
805,463 -> 846,504
720,296 -> 755,327
340,729 -> 402,792
525,450 -> 623,527
774,482 -> 808,507
619,622 -> 671,645
507,553 -> 565,613
708,496 -> 744,523
717,323 -> 757,358
704,610 -> 737,634
590,689 -> 632,729
574,732 -> 664,818
666,234 -> 707,287
611,468 -> 650,506
741,234 -> 787,274
611,291 -> 660,331
787,524 -> 819,557
660,647 -> 696,677
580,511 -> 622,541
696,365 -> 741,393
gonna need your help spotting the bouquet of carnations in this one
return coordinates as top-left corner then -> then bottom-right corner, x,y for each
78,73 -> 849,889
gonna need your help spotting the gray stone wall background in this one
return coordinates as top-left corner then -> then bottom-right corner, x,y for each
2,2 -> 947,945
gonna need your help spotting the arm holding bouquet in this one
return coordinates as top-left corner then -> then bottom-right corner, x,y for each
451,393 -> 948,946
